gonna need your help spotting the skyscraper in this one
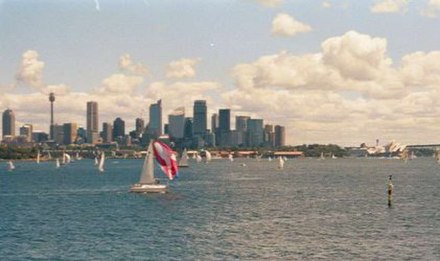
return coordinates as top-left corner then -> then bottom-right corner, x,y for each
113,117 -> 125,139
218,109 -> 231,146
275,125 -> 286,147
193,100 -> 207,136
19,124 -> 33,142
102,122 -> 113,143
86,101 -> 99,144
168,107 -> 185,139
211,113 -> 218,132
149,99 -> 162,137
63,123 -> 78,145
49,92 -> 55,140
183,117 -> 193,140
247,119 -> 264,147
135,118 -> 145,138
2,109 -> 15,139
236,116 -> 250,132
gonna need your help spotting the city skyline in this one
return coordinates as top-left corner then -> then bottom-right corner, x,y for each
1,0 -> 440,146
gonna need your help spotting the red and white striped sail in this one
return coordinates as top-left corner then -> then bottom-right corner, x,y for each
152,141 -> 179,180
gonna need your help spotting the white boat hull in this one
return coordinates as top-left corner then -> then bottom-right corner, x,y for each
130,183 -> 167,193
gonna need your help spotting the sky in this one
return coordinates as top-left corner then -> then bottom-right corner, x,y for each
1,0 -> 440,146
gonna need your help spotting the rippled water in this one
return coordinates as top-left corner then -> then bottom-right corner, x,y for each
1,157 -> 440,260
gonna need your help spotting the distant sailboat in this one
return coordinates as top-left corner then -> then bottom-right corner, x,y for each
228,153 -> 234,162
319,152 -> 325,160
130,140 -> 179,193
65,153 -> 71,164
36,151 -> 40,164
7,160 -> 15,171
178,149 -> 189,167
278,156 -> 284,170
47,151 -> 52,160
56,158 -> 60,168
268,156 -> 272,162
94,157 -> 99,165
98,153 -> 105,172
196,154 -> 202,163
75,152 -> 82,161
205,150 -> 212,163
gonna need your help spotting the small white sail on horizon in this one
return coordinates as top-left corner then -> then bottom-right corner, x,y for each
56,158 -> 60,168
228,153 -> 234,162
196,154 -> 202,163
178,149 -> 189,167
278,156 -> 285,170
36,151 -> 40,164
47,151 -> 52,160
94,157 -> 99,165
7,160 -> 15,171
205,150 -> 212,163
65,153 -> 71,164
98,153 -> 105,172
320,152 -> 325,160
268,156 -> 272,162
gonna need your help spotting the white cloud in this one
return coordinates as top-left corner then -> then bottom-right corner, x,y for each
370,0 -> 408,13
255,0 -> 283,8
119,54 -> 149,76
15,50 -> 45,89
96,73 -> 144,95
271,13 -> 312,37
166,58 -> 200,78
322,1 -> 331,8
421,0 -> 440,18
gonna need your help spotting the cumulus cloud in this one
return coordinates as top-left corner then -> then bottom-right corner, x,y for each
15,50 -> 45,89
166,58 -> 200,78
96,73 -> 144,95
370,0 -> 408,13
255,0 -> 283,8
119,54 -> 149,76
271,13 -> 312,37
421,0 -> 440,18
322,1 -> 331,8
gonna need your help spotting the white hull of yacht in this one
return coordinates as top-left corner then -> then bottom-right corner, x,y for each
130,183 -> 168,193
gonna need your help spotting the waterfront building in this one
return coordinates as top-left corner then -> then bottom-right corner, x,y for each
102,122 -> 113,143
247,119 -> 264,147
168,107 -> 185,139
149,99 -> 162,138
275,125 -> 286,147
113,117 -> 125,140
63,123 -> 78,145
2,109 -> 15,139
19,124 -> 33,142
211,113 -> 218,133
86,101 -> 99,144
135,118 -> 145,138
53,124 -> 64,145
264,124 -> 275,147
193,100 -> 207,136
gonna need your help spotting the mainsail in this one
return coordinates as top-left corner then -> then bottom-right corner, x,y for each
205,150 -> 212,163
152,140 -> 179,180
278,156 -> 285,169
179,149 -> 189,166
98,153 -> 105,172
36,151 -> 40,164
139,142 -> 155,184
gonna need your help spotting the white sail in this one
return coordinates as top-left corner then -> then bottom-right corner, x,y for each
320,152 -> 325,160
98,153 -> 105,172
47,151 -> 52,160
268,156 -> 272,162
94,157 -> 99,165
139,142 -> 155,184
36,151 -> 40,164
179,149 -> 189,167
76,152 -> 82,160
56,158 -> 60,168
7,160 -> 15,171
65,153 -> 71,164
278,156 -> 284,169
196,154 -> 202,163
228,153 -> 234,162
62,153 -> 66,165
205,150 -> 212,163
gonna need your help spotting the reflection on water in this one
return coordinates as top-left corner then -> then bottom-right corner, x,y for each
1,158 -> 440,259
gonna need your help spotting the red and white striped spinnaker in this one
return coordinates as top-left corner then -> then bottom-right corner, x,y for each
152,140 -> 179,180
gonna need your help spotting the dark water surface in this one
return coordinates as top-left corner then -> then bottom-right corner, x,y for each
1,158 -> 440,260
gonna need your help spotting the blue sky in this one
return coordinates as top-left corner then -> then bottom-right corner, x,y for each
1,0 -> 440,146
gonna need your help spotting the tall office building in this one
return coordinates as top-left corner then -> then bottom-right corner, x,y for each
247,119 -> 264,147
53,124 -> 64,145
168,107 -> 185,139
211,113 -> 218,132
102,122 -> 113,143
275,125 -> 286,147
183,117 -> 193,140
2,109 -> 15,139
149,99 -> 162,137
236,116 -> 250,132
19,124 -> 33,142
63,123 -> 78,145
135,118 -> 145,138
264,124 -> 275,147
113,117 -> 125,139
193,100 -> 207,136
86,101 -> 99,144
218,109 -> 231,146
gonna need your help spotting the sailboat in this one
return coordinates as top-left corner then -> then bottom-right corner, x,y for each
36,151 -> 40,164
319,152 -> 325,160
196,154 -> 202,163
47,151 -> 52,160
228,153 -> 234,162
268,156 -> 272,162
56,158 -> 60,168
75,152 -> 82,161
178,149 -> 189,167
205,150 -> 212,163
7,160 -> 15,171
94,156 -> 99,165
98,152 -> 105,172
130,140 -> 179,193
278,156 -> 285,169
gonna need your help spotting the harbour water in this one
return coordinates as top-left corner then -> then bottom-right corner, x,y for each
1,158 -> 439,260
